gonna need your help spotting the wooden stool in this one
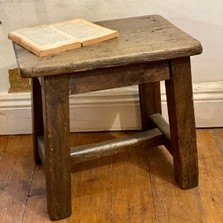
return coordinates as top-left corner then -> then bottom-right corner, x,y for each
13,15 -> 202,220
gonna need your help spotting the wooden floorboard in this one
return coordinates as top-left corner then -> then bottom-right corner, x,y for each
0,129 -> 223,222
0,136 -> 35,223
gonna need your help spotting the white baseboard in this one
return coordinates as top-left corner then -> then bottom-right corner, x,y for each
0,81 -> 222,135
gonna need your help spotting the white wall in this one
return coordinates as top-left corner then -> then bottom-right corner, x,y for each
1,0 -> 223,91
0,1 -> 223,133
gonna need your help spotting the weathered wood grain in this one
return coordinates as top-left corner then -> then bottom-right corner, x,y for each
149,113 -> 172,153
197,129 -> 223,223
22,165 -> 67,223
139,82 -> 162,130
71,156 -> 112,223
13,15 -> 202,78
165,57 -> 198,189
69,61 -> 169,94
146,144 -> 203,223
1,130 -> 223,222
70,129 -> 163,165
70,132 -> 113,223
11,14 -> 202,221
110,137 -> 157,222
41,74 -> 71,220
38,129 -> 163,166
0,136 -> 35,223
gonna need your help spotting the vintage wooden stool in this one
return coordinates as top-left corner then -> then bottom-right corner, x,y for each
12,15 -> 202,220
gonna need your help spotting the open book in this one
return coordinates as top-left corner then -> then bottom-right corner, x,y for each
8,18 -> 118,57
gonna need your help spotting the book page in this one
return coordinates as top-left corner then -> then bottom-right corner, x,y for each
15,25 -> 79,47
52,19 -> 118,42
8,18 -> 118,57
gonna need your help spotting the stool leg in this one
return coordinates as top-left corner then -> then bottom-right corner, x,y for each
31,77 -> 43,165
138,82 -> 161,130
165,57 -> 198,189
41,75 -> 71,220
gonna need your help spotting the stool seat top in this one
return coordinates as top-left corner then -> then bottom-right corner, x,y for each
13,15 -> 202,78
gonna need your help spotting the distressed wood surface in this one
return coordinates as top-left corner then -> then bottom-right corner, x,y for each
139,82 -> 162,130
149,113 -> 172,153
11,14 -> 202,221
70,129 -> 162,164
165,57 -> 198,189
37,129 -> 163,166
13,15 -> 202,78
41,74 -> 71,220
0,129 -> 223,223
69,61 -> 169,94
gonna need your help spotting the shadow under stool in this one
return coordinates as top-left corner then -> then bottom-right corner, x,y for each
12,15 -> 202,220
